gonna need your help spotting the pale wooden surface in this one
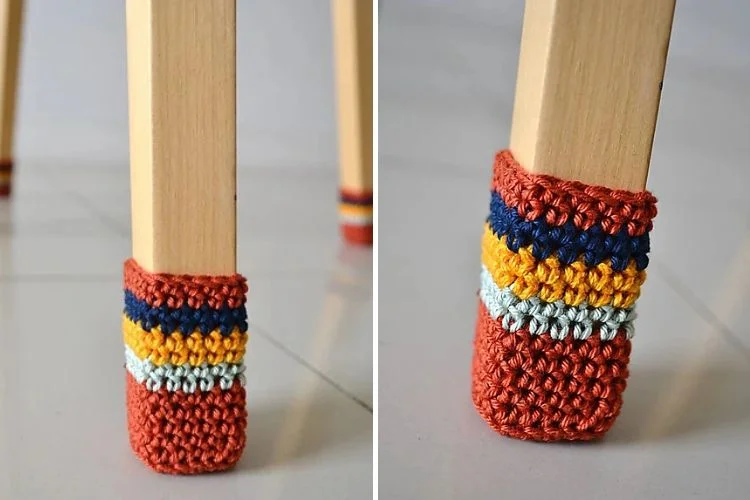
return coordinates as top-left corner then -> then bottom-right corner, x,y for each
332,0 -> 373,192
0,0 -> 22,161
126,0 -> 236,275
509,0 -> 675,191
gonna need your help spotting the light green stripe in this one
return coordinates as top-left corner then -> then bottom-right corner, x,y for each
479,265 -> 636,340
125,346 -> 245,393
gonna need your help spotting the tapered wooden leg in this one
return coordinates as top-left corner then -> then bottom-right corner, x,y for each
510,0 -> 675,190
0,0 -> 22,197
332,0 -> 373,245
125,0 -> 247,474
471,0 -> 674,442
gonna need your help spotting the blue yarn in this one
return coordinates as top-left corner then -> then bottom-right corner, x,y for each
340,193 -> 373,205
123,291 -> 247,335
488,192 -> 650,271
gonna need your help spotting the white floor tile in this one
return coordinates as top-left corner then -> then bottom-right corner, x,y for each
249,247 -> 374,407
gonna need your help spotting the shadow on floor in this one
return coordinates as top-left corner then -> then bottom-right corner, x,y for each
235,380 -> 372,471
606,365 -> 750,443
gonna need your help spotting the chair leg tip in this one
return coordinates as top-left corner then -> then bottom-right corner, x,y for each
341,223 -> 373,245
472,149 -> 657,442
0,159 -> 12,197
127,372 -> 247,475
339,188 -> 373,245
123,259 -> 249,474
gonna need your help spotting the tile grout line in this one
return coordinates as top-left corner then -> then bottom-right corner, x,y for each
250,323 -> 374,414
651,259 -> 750,361
1,276 -> 375,413
14,166 -> 131,239
65,190 -> 132,239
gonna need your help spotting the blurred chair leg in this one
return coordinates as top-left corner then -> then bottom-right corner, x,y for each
0,0 -> 23,197
472,0 -> 674,441
332,0 -> 373,245
124,0 -> 248,474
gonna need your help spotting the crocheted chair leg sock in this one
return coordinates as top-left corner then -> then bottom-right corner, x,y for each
123,259 -> 249,473
0,160 -> 12,197
471,150 -> 657,441
340,188 -> 373,245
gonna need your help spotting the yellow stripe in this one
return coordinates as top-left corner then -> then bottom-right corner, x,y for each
339,203 -> 373,217
122,315 -> 247,366
481,224 -> 645,308
0,171 -> 11,182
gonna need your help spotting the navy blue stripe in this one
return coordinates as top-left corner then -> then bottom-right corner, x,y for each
488,192 -> 650,271
123,291 -> 248,335
340,194 -> 373,206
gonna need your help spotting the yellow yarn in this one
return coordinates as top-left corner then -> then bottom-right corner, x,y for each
339,203 -> 373,217
122,315 -> 247,366
481,224 -> 645,308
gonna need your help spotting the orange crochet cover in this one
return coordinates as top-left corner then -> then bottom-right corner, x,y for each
123,259 -> 249,473
472,150 -> 657,441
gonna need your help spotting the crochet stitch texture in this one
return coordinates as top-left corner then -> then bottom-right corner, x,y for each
472,150 -> 657,441
123,259 -> 249,473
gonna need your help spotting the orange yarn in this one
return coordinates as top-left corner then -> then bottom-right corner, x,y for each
473,150 -> 655,442
472,300 -> 630,441
341,223 -> 373,245
124,258 -> 248,309
339,188 -> 373,246
123,259 -> 249,474
492,150 -> 657,236
126,372 -> 247,474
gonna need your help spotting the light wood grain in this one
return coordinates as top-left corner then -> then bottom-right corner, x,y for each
126,0 -> 236,275
509,0 -> 675,191
0,0 -> 23,161
332,0 -> 373,192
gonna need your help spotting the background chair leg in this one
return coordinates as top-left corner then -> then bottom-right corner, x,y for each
472,0 -> 674,441
125,0 -> 247,474
0,0 -> 23,197
332,0 -> 373,245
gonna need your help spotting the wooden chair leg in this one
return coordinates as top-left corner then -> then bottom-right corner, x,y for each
0,0 -> 22,197
471,0 -> 674,442
510,0 -> 675,190
332,0 -> 373,245
124,0 -> 247,474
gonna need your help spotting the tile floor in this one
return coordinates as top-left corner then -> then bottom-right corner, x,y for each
0,162 -> 373,498
380,1 -> 750,499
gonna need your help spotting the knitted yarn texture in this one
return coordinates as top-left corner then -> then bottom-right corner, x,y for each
472,150 -> 657,441
123,259 -> 249,473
